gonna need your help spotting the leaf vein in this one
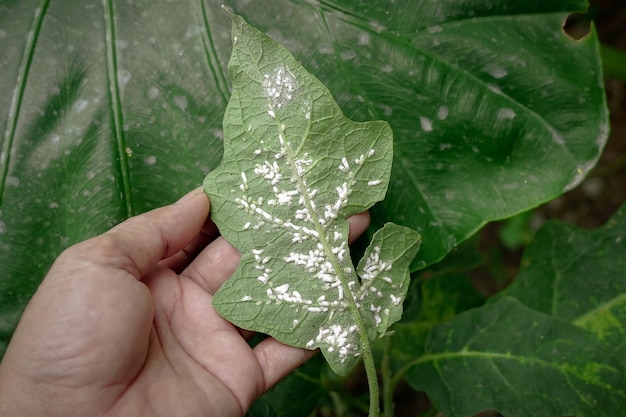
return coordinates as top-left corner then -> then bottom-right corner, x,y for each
197,0 -> 230,106
104,0 -> 133,217
418,350 -> 626,397
0,0 -> 51,206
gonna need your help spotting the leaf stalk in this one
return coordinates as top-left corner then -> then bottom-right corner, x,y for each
381,337 -> 395,417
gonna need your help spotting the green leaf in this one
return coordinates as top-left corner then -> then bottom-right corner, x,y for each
0,0 -> 229,355
248,354 -> 327,417
407,297 -> 626,417
380,272 -> 484,374
0,0 -> 607,356
429,234 -> 485,273
497,203 -> 626,362
204,13 -> 420,375
301,0 -> 608,268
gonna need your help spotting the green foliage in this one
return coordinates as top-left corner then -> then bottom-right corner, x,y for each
600,44 -> 626,81
497,205 -> 626,362
204,14 -> 420,377
408,297 -> 626,417
0,0 -> 620,416
249,354 -> 328,417
384,272 -> 485,373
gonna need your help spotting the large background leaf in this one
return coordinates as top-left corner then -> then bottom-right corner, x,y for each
497,202 -> 626,362
374,272 -> 485,375
406,297 -> 626,417
0,0 -> 607,355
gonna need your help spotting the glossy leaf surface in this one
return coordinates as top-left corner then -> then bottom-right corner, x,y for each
407,297 -> 626,417
0,0 -> 230,353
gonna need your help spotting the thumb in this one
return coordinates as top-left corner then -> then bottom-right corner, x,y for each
74,187 -> 210,279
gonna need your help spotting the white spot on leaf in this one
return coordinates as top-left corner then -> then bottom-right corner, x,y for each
174,95 -> 188,112
437,106 -> 448,120
420,116 -> 433,132
263,66 -> 297,110
147,86 -> 160,99
497,108 -> 516,120
484,64 -> 508,79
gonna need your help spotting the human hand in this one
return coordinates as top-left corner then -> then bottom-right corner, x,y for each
0,188 -> 369,417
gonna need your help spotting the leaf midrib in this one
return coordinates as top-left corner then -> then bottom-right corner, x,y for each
239,20 -> 382,363
572,292 -> 626,329
270,98 -> 367,335
310,8 -> 583,268
414,350 -> 626,396
415,15 -> 584,161
335,10 -> 581,155
0,0 -> 51,207
240,28 -> 378,310
104,0 -> 133,217
198,0 -> 230,106
394,15 -> 580,167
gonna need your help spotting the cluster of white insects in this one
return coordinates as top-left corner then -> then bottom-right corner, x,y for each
232,65 -> 401,362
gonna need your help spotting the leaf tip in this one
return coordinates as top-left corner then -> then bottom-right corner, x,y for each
220,4 -> 234,16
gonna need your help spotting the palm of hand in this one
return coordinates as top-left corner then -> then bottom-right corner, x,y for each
0,190 -> 368,417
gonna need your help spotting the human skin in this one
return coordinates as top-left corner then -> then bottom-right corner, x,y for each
0,188 -> 369,417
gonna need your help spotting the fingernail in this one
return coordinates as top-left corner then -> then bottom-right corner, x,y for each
175,186 -> 204,205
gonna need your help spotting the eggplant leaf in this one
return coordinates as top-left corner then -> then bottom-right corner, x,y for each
204,14 -> 420,375
497,203 -> 626,363
407,297 -> 626,417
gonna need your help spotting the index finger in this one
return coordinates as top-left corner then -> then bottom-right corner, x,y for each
158,215 -> 219,273
65,188 -> 210,280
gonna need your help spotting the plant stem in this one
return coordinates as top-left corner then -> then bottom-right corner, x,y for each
271,108 -> 384,416
360,342 -> 380,417
272,107 -> 380,415
381,337 -> 395,417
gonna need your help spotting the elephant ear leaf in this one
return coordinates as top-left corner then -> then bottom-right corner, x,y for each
203,13 -> 420,375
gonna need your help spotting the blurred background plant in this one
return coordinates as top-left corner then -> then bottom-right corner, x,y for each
385,1 -> 626,414
470,0 -> 626,300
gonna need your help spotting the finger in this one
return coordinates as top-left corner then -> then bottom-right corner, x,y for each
158,216 -> 219,272
253,337 -> 317,391
181,211 -> 370,294
347,211 -> 370,243
62,187 -> 210,280
181,237 -> 240,293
